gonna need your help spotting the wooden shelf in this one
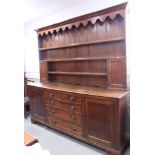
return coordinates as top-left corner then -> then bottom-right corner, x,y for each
45,57 -> 108,62
48,71 -> 107,76
41,56 -> 125,62
39,37 -> 124,51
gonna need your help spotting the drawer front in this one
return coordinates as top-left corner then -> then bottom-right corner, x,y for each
56,91 -> 81,103
56,101 -> 82,113
63,121 -> 82,137
49,117 -> 82,137
49,107 -> 82,126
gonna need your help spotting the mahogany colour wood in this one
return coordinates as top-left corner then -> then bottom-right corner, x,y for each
37,4 -> 127,88
28,2 -> 129,155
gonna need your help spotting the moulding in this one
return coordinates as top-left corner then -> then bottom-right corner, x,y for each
36,2 -> 127,36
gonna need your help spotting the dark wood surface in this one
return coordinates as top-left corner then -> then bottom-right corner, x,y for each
27,84 -> 129,155
37,2 -> 127,89
27,82 -> 128,98
28,2 -> 129,155
35,2 -> 127,34
83,96 -> 116,147
39,37 -> 124,51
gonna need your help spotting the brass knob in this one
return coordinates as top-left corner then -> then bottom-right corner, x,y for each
52,119 -> 56,123
70,106 -> 75,111
69,96 -> 74,102
52,109 -> 55,113
72,115 -> 76,120
72,126 -> 76,131
51,101 -> 54,105
49,93 -> 53,98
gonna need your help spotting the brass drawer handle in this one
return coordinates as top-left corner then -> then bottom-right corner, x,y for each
69,96 -> 75,102
51,101 -> 55,105
52,119 -> 56,123
71,126 -> 76,131
52,109 -> 55,113
72,115 -> 76,120
49,93 -> 53,98
70,106 -> 75,111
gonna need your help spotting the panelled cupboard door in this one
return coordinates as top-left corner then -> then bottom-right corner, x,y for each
108,58 -> 126,88
40,61 -> 48,81
83,96 -> 116,147
28,86 -> 48,123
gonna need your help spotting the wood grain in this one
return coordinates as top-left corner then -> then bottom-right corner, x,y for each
29,2 -> 129,155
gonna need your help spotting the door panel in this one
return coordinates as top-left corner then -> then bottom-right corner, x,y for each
40,61 -> 48,81
28,86 -> 49,123
108,58 -> 125,88
84,97 -> 115,147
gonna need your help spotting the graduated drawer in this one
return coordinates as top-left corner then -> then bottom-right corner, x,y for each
50,107 -> 82,126
55,100 -> 81,113
49,118 -> 82,137
56,91 -> 81,103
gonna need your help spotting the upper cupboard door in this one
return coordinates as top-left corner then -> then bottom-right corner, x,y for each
83,96 -> 116,147
40,61 -> 48,82
108,58 -> 126,89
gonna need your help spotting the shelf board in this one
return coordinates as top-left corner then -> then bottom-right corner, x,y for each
45,57 -> 108,62
39,37 -> 124,51
48,71 -> 107,76
41,56 -> 125,62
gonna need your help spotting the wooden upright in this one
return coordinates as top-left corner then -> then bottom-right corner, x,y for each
27,2 -> 129,155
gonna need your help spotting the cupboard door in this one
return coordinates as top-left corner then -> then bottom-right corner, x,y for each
28,86 -> 48,123
40,61 -> 48,81
108,58 -> 126,88
84,96 -> 116,147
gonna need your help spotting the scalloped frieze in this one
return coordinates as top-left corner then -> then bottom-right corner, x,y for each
38,9 -> 125,37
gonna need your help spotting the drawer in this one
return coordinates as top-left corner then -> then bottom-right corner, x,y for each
50,107 -> 82,126
56,101 -> 82,113
56,91 -> 81,103
63,121 -> 82,137
49,117 -> 82,137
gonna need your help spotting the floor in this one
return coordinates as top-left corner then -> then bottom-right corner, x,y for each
24,116 -> 130,155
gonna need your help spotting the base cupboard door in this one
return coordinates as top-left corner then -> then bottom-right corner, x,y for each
28,86 -> 48,124
83,96 -> 116,147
